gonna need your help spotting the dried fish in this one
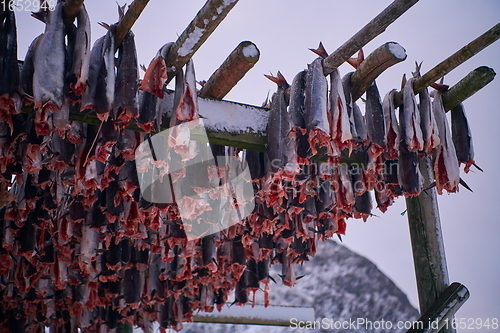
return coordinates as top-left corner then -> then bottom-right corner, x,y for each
288,70 -> 310,163
141,42 -> 174,99
381,89 -> 399,159
450,103 -> 475,173
329,68 -> 352,156
69,5 -> 91,97
418,86 -> 440,155
80,36 -> 105,111
365,81 -> 386,158
94,28 -> 115,122
401,77 -> 424,152
432,90 -> 460,194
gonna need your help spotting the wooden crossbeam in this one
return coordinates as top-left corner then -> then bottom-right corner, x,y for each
114,0 -> 150,50
322,0 -> 419,75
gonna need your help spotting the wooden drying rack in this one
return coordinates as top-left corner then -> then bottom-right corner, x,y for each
16,0 -> 500,332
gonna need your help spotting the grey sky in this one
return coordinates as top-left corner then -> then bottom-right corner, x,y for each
15,0 -> 500,330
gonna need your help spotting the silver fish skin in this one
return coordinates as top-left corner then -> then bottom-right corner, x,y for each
450,103 -> 474,173
0,10 -> 19,97
431,90 -> 459,194
288,70 -> 310,163
20,34 -> 42,97
305,58 -> 329,133
33,2 -> 65,111
382,89 -> 400,159
115,30 -> 139,124
266,73 -> 298,176
94,28 -> 115,121
352,102 -> 368,144
401,77 -> 424,152
80,36 -> 105,111
329,68 -> 352,151
341,72 -> 359,142
365,81 -> 386,157
418,86 -> 440,154
70,4 -> 91,96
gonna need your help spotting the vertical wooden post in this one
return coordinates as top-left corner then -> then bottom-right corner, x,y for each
405,157 -> 455,333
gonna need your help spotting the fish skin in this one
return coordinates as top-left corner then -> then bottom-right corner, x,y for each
141,42 -> 174,99
352,102 -> 368,145
266,72 -> 299,178
0,10 -> 20,98
288,70 -> 310,163
341,73 -> 360,144
365,81 -> 386,157
382,89 -> 400,159
20,34 -> 42,98
418,86 -> 440,154
94,28 -> 115,122
305,58 -> 331,155
431,90 -> 460,194
329,68 -> 352,153
451,103 -> 474,173
80,36 -> 105,111
115,30 -> 139,125
33,2 -> 65,112
401,77 -> 424,152
69,4 -> 91,97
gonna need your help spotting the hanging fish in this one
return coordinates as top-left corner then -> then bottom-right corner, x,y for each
288,70 -> 310,164
94,27 -> 115,122
115,29 -> 139,126
381,89 -> 399,159
342,73 -> 368,147
329,68 -> 352,156
69,4 -> 91,97
450,103 -> 475,173
401,77 -> 424,152
80,36 -> 104,112
33,2 -> 65,113
431,90 -> 460,194
365,81 -> 386,158
0,9 -> 21,119
304,58 -> 331,156
141,42 -> 174,99
265,71 -> 299,180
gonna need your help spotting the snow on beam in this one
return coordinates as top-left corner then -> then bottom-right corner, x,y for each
192,304 -> 315,326
166,0 -> 240,80
322,0 -> 419,75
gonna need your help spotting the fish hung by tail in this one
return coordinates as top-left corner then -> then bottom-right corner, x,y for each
418,85 -> 440,155
288,70 -> 310,164
329,68 -> 352,155
401,77 -> 424,152
141,43 -> 174,99
69,4 -> 91,97
365,81 -> 386,158
451,103 -> 475,173
94,27 -> 116,122
382,89 -> 400,159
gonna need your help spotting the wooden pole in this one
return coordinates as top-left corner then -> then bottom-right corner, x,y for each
322,0 -> 419,75
350,42 -> 407,101
394,23 -> 500,106
166,0 -> 239,79
407,283 -> 469,333
442,66 -> 496,111
405,157 -> 455,333
199,41 -> 260,99
114,0 -> 150,50
62,0 -> 85,25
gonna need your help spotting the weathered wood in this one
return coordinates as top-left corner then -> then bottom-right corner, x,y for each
394,23 -> 500,106
114,0 -> 150,50
405,157 -> 455,333
442,66 -> 496,111
62,0 -> 85,25
322,0 -> 419,75
407,283 -> 469,333
350,42 -> 407,101
193,304 -> 315,326
199,41 -> 260,99
166,0 -> 239,79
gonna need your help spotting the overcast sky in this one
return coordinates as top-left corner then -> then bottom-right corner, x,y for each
15,0 -> 500,330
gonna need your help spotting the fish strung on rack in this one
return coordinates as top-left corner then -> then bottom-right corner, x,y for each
431,89 -> 460,194
114,28 -> 139,126
365,81 -> 386,158
141,42 -> 174,99
93,26 -> 115,122
329,67 -> 352,158
0,9 -> 21,130
450,103 -> 475,173
68,4 -> 91,97
342,72 -> 368,148
401,76 -> 424,152
382,89 -> 400,160
80,36 -> 105,112
264,71 -> 299,181
288,70 -> 310,164
304,57 -> 332,156
417,85 -> 440,155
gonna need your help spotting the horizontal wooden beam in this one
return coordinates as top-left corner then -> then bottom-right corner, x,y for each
442,66 -> 496,111
394,22 -> 500,106
199,41 -> 260,99
166,0 -> 239,80
114,0 -> 150,50
350,42 -> 407,101
322,0 -> 419,75
406,283 -> 469,333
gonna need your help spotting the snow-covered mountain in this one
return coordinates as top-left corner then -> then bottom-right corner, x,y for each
180,239 -> 419,333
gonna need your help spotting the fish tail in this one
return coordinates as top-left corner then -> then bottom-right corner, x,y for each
264,71 -> 289,88
309,42 -> 328,59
